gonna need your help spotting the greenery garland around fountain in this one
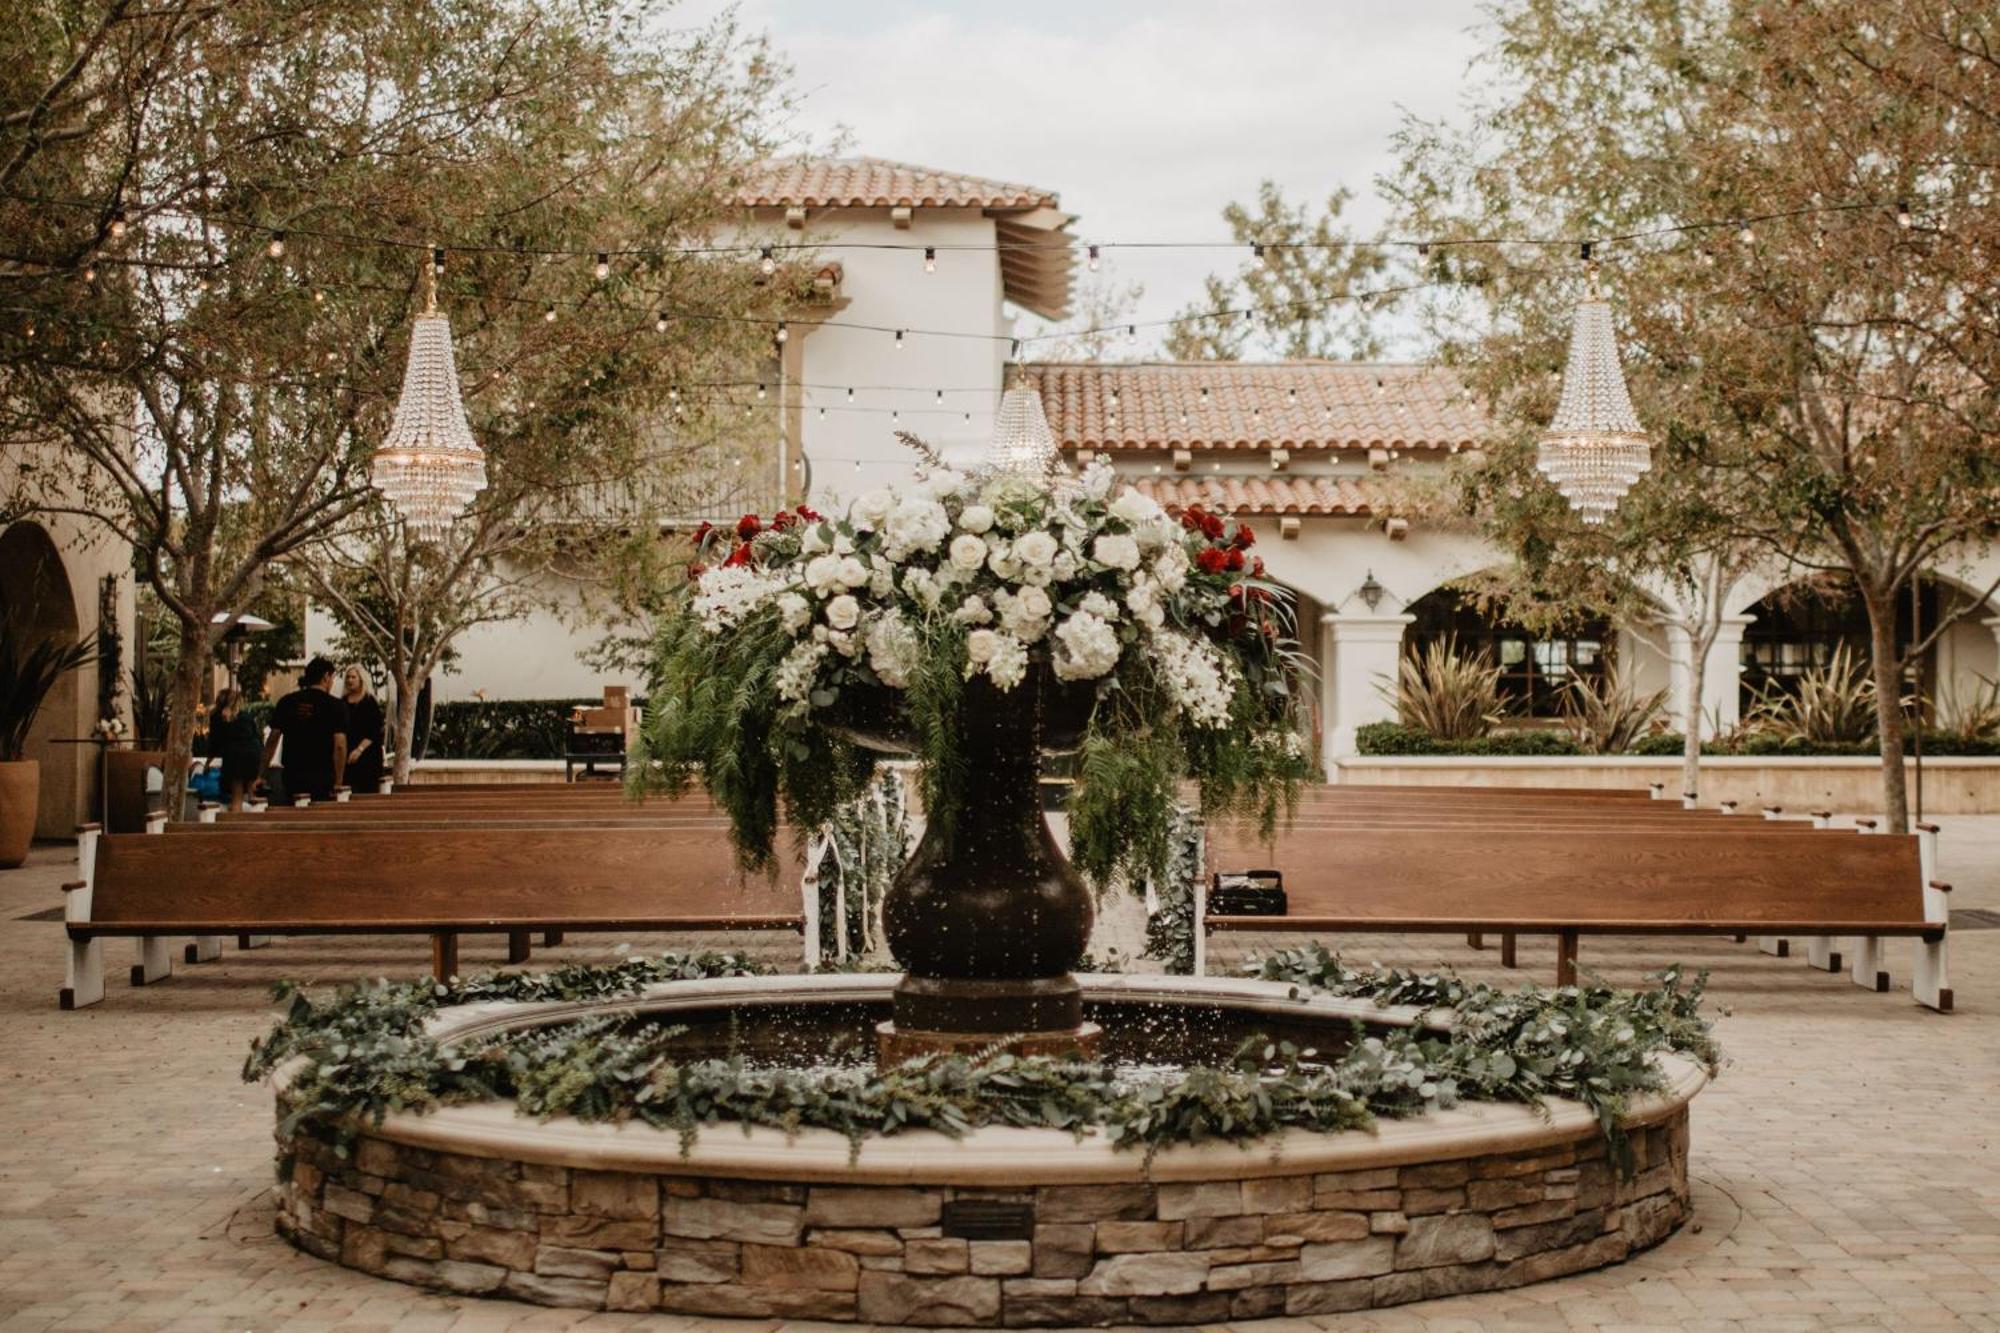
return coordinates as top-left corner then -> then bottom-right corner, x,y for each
245,950 -> 1720,1175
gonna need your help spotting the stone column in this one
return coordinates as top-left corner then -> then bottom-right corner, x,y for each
1665,613 -> 1753,735
1320,612 -> 1417,768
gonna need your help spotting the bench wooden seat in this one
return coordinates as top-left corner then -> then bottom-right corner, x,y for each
58,825 -> 805,1009
1200,825 -> 1950,1011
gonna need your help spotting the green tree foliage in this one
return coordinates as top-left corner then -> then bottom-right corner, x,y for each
1166,182 -> 1386,361
2,1 -> 798,804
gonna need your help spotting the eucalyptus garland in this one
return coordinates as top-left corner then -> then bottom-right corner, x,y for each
1141,805 -> 1206,975
245,952 -> 1717,1174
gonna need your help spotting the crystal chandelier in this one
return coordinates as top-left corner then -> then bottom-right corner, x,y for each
371,262 -> 487,542
1537,269 -> 1650,524
984,382 -> 1065,476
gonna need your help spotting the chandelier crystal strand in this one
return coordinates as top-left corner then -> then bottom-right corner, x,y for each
1537,269 -> 1650,524
371,261 -> 487,542
984,383 -> 1065,476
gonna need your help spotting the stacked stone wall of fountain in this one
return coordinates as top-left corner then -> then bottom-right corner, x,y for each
274,1109 -> 1691,1325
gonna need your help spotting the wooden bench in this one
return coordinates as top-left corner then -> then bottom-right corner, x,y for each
1198,824 -> 1950,1011
58,824 -> 807,1009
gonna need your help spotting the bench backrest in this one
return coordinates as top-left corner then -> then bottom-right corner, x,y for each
1206,828 -> 1929,932
86,828 -> 802,930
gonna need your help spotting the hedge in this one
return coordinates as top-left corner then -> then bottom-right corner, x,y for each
1362,721 -> 2000,759
1354,723 -> 1584,756
425,697 -> 638,760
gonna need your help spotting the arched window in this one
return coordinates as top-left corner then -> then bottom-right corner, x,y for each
1740,576 -> 1942,709
1405,585 -> 1610,719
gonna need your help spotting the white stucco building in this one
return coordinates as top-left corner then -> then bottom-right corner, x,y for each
362,156 -> 2000,769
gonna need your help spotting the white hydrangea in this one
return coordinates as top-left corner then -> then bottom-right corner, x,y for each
1110,487 -> 1163,525
1081,459 -> 1117,500
868,559 -> 894,597
948,533 -> 987,571
1051,611 -> 1122,681
824,594 -> 861,631
774,640 -> 828,702
865,612 -> 921,688
1125,579 -> 1166,630
953,595 -> 993,625
1013,529 -> 1059,568
881,496 -> 951,560
995,587 -> 1051,643
1092,533 -> 1141,571
902,566 -> 943,611
1077,590 -> 1119,621
958,504 -> 996,535
918,467 -> 965,500
965,628 -> 1001,665
987,633 -> 1029,690
848,489 -> 895,530
827,628 -> 861,658
1153,541 -> 1190,592
777,592 -> 811,634
1134,516 -> 1180,550
1052,550 -> 1080,580
1157,630 -> 1236,727
694,566 -> 781,633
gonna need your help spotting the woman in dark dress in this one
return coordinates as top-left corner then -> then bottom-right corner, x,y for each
209,688 -> 265,811
341,665 -> 386,794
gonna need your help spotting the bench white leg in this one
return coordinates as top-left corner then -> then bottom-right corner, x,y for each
184,936 -> 222,964
130,935 -> 173,986
1798,811 -> 1840,969
238,934 -> 272,950
1912,826 -> 1950,1011
1845,816 -> 1888,991
60,938 -> 105,1009
1192,876 -> 1208,977
1757,807 -> 1789,957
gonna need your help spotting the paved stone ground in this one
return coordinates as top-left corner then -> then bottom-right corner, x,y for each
1,816 -> 1997,1332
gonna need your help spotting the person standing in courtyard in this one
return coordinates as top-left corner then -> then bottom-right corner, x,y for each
207,688 -> 265,811
262,657 -> 348,804
340,665 -> 385,795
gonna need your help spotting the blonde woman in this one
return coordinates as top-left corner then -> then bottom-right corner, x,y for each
341,665 -> 385,794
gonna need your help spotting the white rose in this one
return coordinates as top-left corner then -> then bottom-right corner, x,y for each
987,634 -> 1029,690
849,489 -> 895,529
949,533 -> 987,571
1013,530 -> 1059,567
959,504 -> 995,535
827,628 -> 861,658
824,594 -> 861,631
777,592 -> 811,633
804,554 -> 844,595
1092,533 -> 1141,571
953,595 -> 993,625
1111,488 -> 1163,525
1081,459 -> 1117,500
965,628 -> 1000,665
1052,551 -> 1079,580
800,525 -> 830,555
1017,586 -> 1053,620
1078,590 -> 1118,620
920,467 -> 965,499
837,555 -> 869,588
987,546 -> 1022,581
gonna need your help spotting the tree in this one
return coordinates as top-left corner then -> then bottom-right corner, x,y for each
1384,0 -> 2000,831
1,1 -> 797,806
1166,181 -> 1386,360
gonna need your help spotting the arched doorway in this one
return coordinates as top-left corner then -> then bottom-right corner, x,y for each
0,522 -> 83,838
1404,583 -> 1614,719
1739,575 -> 1973,715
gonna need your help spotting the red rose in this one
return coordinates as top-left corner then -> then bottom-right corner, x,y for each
736,514 -> 762,541
1250,555 -> 1266,577
1226,548 -> 1246,571
1196,547 -> 1231,574
686,562 -> 707,581
1202,512 -> 1226,540
797,505 -> 822,522
1233,523 -> 1256,549
722,542 -> 753,568
770,509 -> 795,531
1180,505 -> 1206,532
692,520 -> 714,546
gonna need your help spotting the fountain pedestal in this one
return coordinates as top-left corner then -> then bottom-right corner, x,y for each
838,675 -> 1099,1063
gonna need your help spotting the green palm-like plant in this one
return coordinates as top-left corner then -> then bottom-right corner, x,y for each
1746,644 -> 1879,745
1,620 -> 100,761
1560,664 -> 1670,755
1382,637 -> 1507,741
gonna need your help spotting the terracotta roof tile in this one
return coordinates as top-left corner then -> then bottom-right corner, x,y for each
732,156 -> 1059,210
1132,475 -> 1380,517
1022,362 -> 1487,452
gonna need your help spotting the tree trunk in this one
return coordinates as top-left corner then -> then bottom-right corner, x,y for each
390,671 -> 422,783
1862,589 -> 1909,833
1680,640 -> 1707,804
159,619 -> 210,819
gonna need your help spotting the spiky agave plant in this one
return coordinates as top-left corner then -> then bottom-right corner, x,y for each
0,620 -> 99,761
1559,662 -> 1669,754
1382,637 -> 1507,741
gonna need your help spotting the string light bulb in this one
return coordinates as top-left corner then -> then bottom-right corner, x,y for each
655,311 -> 669,332
1896,200 -> 1913,229
431,246 -> 446,276
1125,324 -> 1136,343
775,320 -> 788,344
594,252 -> 610,280
923,246 -> 936,273
1087,244 -> 1100,272
544,305 -> 557,323
894,329 -> 905,350
108,211 -> 127,241
268,231 -> 286,259
1736,222 -> 1755,245
756,383 -> 767,400
759,246 -> 776,276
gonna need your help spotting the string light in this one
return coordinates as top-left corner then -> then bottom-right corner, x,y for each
594,252 -> 610,280
108,211 -> 127,241
1087,244 -> 1100,272
756,383 -> 766,400
1251,242 -> 1265,260
923,246 -> 936,273
1896,200 -> 1913,228
655,311 -> 669,332
268,231 -> 285,258
544,305 -> 557,322
1737,222 -> 1755,245
759,246 -> 776,276
894,329 -> 905,349
431,246 -> 446,276
1125,324 -> 1136,343
775,320 -> 788,344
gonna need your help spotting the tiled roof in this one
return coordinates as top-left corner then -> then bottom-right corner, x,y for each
731,157 -> 1059,211
1132,475 -> 1380,517
1022,362 -> 1487,452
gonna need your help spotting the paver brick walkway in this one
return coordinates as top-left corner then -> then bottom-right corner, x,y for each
1,815 -> 1997,1330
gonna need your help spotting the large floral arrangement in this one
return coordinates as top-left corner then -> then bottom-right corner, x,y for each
634,454 -> 1314,888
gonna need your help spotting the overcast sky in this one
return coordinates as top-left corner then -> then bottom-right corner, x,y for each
678,0 -> 1489,356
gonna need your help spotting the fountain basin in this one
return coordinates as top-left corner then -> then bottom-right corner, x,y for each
272,973 -> 1703,1324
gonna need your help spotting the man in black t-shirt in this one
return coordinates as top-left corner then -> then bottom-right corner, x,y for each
263,657 -> 349,802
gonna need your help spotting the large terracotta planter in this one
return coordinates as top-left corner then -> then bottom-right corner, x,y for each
0,760 -> 38,868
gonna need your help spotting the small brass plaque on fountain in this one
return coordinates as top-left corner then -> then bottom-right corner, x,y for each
940,1200 -> 1035,1240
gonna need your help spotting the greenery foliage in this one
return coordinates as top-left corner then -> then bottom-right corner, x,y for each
1384,638 -> 1506,741
1355,722 -> 1583,757
1744,645 -> 1880,747
246,951 -> 1717,1174
0,619 -> 99,761
1560,665 -> 1668,756
1139,806 -> 1207,975
420,697 -> 604,760
810,771 -> 912,964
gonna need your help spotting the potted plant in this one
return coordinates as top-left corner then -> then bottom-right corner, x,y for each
637,442 -> 1316,1054
1,619 -> 99,867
